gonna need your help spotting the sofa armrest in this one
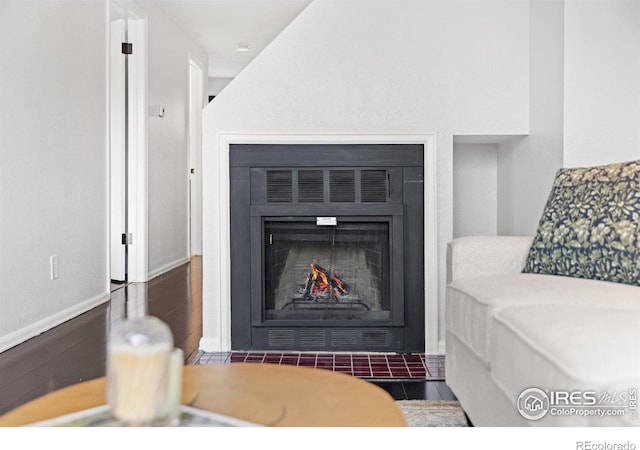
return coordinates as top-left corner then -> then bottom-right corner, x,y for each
446,236 -> 534,283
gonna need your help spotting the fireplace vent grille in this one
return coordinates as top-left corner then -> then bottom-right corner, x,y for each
266,170 -> 293,203
330,330 -> 359,347
267,329 -> 294,347
299,329 -> 326,347
362,330 -> 389,347
329,170 -> 356,202
298,170 -> 324,203
265,168 -> 389,204
361,170 -> 388,203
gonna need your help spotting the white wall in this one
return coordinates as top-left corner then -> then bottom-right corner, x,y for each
497,0 -> 564,236
208,77 -> 233,98
0,0 -> 209,352
564,0 -> 640,167
453,144 -> 498,238
202,0 -> 530,352
0,1 -> 109,351
136,1 -> 208,277
497,0 -> 640,238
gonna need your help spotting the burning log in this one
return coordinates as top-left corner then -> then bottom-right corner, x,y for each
303,263 -> 349,300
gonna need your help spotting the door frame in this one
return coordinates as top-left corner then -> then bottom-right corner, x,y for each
109,0 -> 149,283
188,54 -> 205,257
109,5 -> 126,282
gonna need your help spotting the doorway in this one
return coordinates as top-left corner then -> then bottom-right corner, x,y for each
109,1 -> 148,283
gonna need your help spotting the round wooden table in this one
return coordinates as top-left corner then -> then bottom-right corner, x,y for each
0,363 -> 407,427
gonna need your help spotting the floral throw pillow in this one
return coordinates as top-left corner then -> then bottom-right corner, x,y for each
523,159 -> 640,286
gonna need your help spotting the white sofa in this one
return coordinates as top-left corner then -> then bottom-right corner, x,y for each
445,235 -> 640,426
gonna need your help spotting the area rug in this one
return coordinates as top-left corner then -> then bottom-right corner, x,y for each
395,400 -> 468,427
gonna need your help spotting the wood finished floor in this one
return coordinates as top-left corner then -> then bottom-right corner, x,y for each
0,255 -> 455,417
109,256 -> 203,364
0,257 -> 203,416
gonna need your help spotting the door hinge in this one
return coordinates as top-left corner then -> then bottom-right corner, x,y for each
121,42 -> 133,55
121,233 -> 133,245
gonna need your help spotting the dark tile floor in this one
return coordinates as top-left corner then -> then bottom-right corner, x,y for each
194,351 -> 455,401
197,351 -> 444,379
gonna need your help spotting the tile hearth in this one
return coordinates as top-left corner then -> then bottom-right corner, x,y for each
194,351 -> 445,381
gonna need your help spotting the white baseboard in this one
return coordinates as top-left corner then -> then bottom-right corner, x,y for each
147,256 -> 190,280
0,292 -> 110,353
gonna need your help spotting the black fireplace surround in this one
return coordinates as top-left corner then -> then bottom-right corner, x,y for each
229,144 -> 424,352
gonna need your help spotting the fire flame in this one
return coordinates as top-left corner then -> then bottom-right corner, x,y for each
304,263 -> 348,299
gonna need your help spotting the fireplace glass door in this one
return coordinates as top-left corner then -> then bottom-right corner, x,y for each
264,220 -> 391,323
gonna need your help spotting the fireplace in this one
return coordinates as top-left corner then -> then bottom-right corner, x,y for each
229,144 -> 424,352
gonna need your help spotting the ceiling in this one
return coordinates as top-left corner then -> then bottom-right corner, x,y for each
154,0 -> 312,79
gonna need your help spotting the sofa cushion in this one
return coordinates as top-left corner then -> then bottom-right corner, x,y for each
446,273 -> 640,366
490,304 -> 640,425
523,159 -> 640,286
